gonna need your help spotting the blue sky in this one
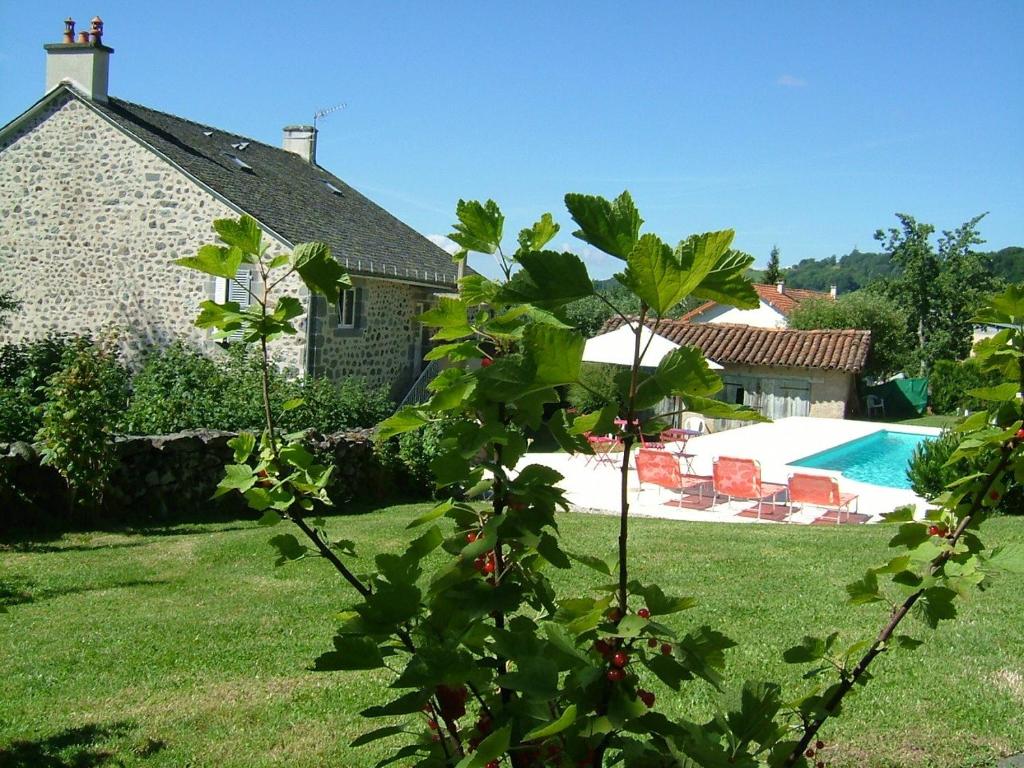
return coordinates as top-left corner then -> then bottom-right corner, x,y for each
3,1 -> 1022,280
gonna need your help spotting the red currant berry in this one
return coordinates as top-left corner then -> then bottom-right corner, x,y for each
594,639 -> 612,657
638,689 -> 655,707
483,560 -> 496,575
466,531 -> 478,543
606,668 -> 625,682
637,608 -> 651,619
485,761 -> 499,768
607,608 -> 623,622
647,637 -> 658,648
928,525 -> 939,536
611,651 -> 628,668
428,719 -> 439,730
661,643 -> 672,655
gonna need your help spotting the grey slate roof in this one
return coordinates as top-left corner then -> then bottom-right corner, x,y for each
85,92 -> 459,287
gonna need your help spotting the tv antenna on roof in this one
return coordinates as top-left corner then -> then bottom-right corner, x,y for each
313,103 -> 347,129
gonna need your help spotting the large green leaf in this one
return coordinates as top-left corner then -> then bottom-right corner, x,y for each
691,246 -> 759,309
175,244 -> 244,279
495,250 -> 594,308
523,705 -> 577,741
525,325 -> 585,388
212,463 -> 256,498
454,725 -> 511,768
376,408 -> 430,440
419,297 -> 473,341
314,634 -> 384,670
564,191 -> 643,260
449,199 -> 504,255
291,242 -> 351,303
213,214 -> 263,256
635,346 -> 723,409
618,234 -> 693,315
967,383 -> 1021,401
679,395 -> 767,422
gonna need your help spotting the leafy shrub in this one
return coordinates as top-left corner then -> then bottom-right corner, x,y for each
929,358 -> 1001,415
908,428 -> 1022,515
37,339 -> 130,511
0,334 -> 80,441
566,363 -> 623,413
124,343 -> 392,434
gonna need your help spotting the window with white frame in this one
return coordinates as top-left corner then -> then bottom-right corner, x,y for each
215,268 -> 253,342
337,287 -> 357,328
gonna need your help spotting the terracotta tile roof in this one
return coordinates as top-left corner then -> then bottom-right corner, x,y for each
679,283 -> 832,322
602,318 -> 871,373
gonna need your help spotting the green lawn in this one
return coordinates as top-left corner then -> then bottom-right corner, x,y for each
1,506 -> 1022,767
895,414 -> 961,428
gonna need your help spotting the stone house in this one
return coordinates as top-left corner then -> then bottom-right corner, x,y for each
680,282 -> 835,328
0,19 -> 460,399
604,317 -> 871,423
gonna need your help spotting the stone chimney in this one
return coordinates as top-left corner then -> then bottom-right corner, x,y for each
44,17 -> 113,103
776,281 -> 785,294
830,284 -> 838,298
282,125 -> 317,164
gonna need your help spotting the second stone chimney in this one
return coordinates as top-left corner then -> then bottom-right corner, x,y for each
776,281 -> 785,294
830,284 -> 838,298
282,125 -> 317,164
44,16 -> 113,103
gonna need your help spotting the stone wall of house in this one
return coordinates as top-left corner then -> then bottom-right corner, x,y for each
0,428 -> 384,530
717,364 -> 854,420
0,91 -> 308,372
309,277 -> 437,398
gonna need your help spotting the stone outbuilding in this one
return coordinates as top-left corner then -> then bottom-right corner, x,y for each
603,317 -> 871,425
0,18 -> 461,399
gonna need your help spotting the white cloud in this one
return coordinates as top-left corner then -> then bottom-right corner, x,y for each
426,234 -> 460,255
776,74 -> 807,88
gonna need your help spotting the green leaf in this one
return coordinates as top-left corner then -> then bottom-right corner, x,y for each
889,522 -> 930,549
677,394 -> 766,422
272,296 -> 304,322
424,340 -> 481,362
919,586 -> 957,628
517,212 -> 560,252
966,383 -> 1021,401
635,346 -> 722,409
496,657 -> 559,698
846,570 -> 882,605
213,214 -> 263,255
564,191 -> 643,260
407,498 -> 455,529
213,463 -> 256,498
291,241 -> 351,303
377,408 -> 430,440
782,635 -> 827,663
281,397 -> 305,412
525,325 -> 584,388
175,244 -> 244,279
537,532 -> 571,568
986,544 -> 1024,574
894,635 -> 924,651
455,725 -> 511,768
360,690 -> 431,717
523,705 -> 577,741
314,634 -> 384,670
691,246 -> 759,309
618,234 -> 692,315
496,250 -> 594,308
268,533 -> 309,566
255,508 -> 280,525
629,580 -> 696,615
419,297 -> 473,340
449,199 -> 504,255
227,432 -> 256,463
566,550 -> 612,576
882,506 -> 916,523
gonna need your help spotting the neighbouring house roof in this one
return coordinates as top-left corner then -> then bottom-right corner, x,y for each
602,318 -> 871,373
679,283 -> 832,322
4,86 -> 460,288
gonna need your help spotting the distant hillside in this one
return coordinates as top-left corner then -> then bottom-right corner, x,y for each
751,246 -> 1023,292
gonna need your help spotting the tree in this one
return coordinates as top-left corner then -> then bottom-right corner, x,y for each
764,244 -> 784,285
789,291 -> 915,379
875,213 -> 994,374
0,290 -> 19,328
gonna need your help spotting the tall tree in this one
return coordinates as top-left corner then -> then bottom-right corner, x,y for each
874,213 -> 992,374
764,244 -> 783,284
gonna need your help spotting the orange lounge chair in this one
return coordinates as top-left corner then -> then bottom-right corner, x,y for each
787,473 -> 859,524
712,456 -> 787,519
635,449 -> 710,502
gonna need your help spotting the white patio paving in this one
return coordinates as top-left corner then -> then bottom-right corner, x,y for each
517,417 -> 942,524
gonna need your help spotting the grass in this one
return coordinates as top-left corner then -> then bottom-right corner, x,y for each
896,414 -> 961,428
2,506 -> 1022,767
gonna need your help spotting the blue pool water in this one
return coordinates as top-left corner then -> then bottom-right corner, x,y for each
789,430 -> 933,489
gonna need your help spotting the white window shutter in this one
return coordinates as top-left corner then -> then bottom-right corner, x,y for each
228,269 -> 252,309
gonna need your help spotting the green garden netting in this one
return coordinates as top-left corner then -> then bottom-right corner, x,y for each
863,377 -> 929,418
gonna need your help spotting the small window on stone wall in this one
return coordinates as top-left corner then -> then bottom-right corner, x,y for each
337,287 -> 361,329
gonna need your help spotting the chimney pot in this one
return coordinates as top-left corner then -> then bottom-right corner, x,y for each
776,281 -> 784,294
45,17 -> 114,102
282,125 -> 317,164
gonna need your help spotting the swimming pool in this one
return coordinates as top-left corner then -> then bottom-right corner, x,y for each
789,430 -> 932,489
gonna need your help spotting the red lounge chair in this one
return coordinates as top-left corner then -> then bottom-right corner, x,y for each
636,449 -> 710,502
787,473 -> 859,524
712,456 -> 787,519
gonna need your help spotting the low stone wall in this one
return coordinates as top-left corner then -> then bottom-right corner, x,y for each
0,428 -> 383,530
